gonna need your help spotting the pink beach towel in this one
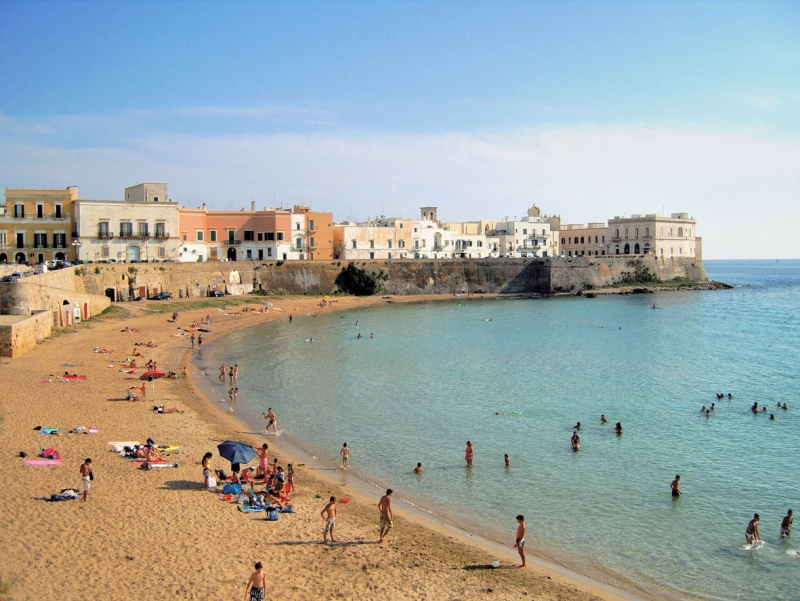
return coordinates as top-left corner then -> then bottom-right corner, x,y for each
25,459 -> 63,466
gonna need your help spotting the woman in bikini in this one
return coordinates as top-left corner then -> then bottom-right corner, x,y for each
465,441 -> 474,466
255,444 -> 269,478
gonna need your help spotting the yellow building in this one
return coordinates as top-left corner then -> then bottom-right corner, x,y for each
1,187 -> 78,264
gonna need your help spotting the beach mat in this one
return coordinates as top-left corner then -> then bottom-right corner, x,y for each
25,459 -> 63,466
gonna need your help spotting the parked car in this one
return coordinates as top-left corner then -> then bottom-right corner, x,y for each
1,275 -> 20,283
208,290 -> 226,297
152,292 -> 172,300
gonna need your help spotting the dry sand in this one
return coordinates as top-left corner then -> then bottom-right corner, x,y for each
0,294 -> 635,601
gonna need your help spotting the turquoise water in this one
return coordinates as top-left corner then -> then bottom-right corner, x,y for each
196,260 -> 800,600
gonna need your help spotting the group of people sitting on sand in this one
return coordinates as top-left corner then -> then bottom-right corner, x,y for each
203,446 -> 295,510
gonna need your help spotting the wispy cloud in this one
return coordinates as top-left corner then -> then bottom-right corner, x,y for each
1,111 -> 799,259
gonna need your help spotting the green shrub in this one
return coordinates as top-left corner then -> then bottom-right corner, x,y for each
336,262 -> 378,296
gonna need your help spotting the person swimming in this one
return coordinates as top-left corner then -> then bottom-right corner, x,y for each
601,414 -> 608,424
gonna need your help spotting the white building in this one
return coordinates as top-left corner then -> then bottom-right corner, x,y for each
73,184 -> 180,263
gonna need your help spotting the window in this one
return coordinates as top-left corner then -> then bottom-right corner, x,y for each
399,240 -> 405,248
267,248 -> 272,257
153,197 -> 159,202
580,237 -> 584,244
309,220 -> 315,230
197,230 -> 204,242
310,237 -> 315,247
561,238 -> 566,245
625,228 -> 628,238
120,222 -> 133,237
228,230 -> 235,243
399,223 -> 404,229
244,230 -> 254,242
602,236 -> 605,243
296,238 -> 302,249
55,204 -> 63,218
388,240 -> 393,248
669,228 -> 673,236
257,233 -> 263,241
98,222 -> 110,237
595,236 -> 598,243
158,247 -> 166,258
369,252 -> 375,259
660,227 -> 664,236
477,241 -> 483,247
138,222 -> 149,237
296,223 -> 301,230
37,204 -> 44,218
352,240 -> 357,249
14,204 -> 24,218
615,229 -> 619,238
644,227 -> 649,237
210,230 -> 217,242
635,228 -> 639,238
102,246 -> 110,258
265,232 -> 274,241
677,227 -> 683,237
388,253 -> 392,259
155,223 -> 166,238
422,240 -> 426,247
414,227 -> 418,233
414,240 -> 419,249
370,240 -> 375,248
0,232 -> 6,245
277,232 -> 284,241
183,233 -> 188,241
34,233 -> 47,248
523,229 -> 528,235
247,249 -> 253,259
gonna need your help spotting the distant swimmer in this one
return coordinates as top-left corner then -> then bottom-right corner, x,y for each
746,514 -> 762,545
769,414 -> 775,420
370,333 -> 374,338
615,422 -> 623,435
671,475 -> 682,497
762,407 -> 768,413
717,392 -> 724,400
728,393 -> 734,399
465,441 -> 474,466
710,403 -> 716,411
601,414 -> 608,424
571,431 -> 581,451
504,454 -> 510,467
701,405 -> 707,413
783,403 -> 789,410
573,422 -> 581,431
413,462 -> 424,474
705,410 -> 711,417
652,303 -> 657,309
751,402 -> 759,414
781,510 -> 793,538
357,333 -> 362,339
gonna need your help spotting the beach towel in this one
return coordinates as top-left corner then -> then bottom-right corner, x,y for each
40,379 -> 52,384
143,462 -> 178,470
73,426 -> 99,434
239,504 -> 267,513
25,459 -> 63,466
41,428 -> 60,435
108,441 -> 140,453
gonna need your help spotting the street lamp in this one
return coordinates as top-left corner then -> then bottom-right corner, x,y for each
143,241 -> 149,263
71,239 -> 82,263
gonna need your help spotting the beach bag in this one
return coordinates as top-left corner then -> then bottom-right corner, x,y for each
222,483 -> 241,495
42,448 -> 60,460
266,508 -> 279,521
206,476 -> 217,489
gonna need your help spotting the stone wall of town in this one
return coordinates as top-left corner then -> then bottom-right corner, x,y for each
0,310 -> 53,357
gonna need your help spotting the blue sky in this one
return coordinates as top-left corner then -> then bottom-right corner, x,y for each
1,1 -> 799,258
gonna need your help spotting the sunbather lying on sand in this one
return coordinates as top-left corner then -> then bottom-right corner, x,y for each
121,327 -> 138,333
154,405 -> 184,414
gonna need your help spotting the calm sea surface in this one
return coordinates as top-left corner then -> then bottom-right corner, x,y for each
195,260 -> 800,600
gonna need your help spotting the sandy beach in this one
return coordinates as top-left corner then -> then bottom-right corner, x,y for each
0,293 -> 631,601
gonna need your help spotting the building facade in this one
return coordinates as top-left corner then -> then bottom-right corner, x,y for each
333,219 -> 413,260
1,187 -> 77,264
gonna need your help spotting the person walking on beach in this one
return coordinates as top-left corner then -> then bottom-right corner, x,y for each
80,458 -> 93,502
340,443 -> 350,469
781,509 -> 793,538
465,441 -> 474,466
379,489 -> 394,543
219,364 -> 227,380
262,408 -> 278,434
671,475 -> 682,498
321,496 -> 337,543
228,366 -> 234,382
243,561 -> 266,601
255,444 -> 269,477
514,515 -> 527,568
746,514 -> 762,545
233,387 -> 239,402
190,333 -> 195,349
197,334 -> 203,349
233,364 -> 239,382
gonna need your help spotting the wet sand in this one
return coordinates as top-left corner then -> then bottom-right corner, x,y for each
0,293 -> 634,600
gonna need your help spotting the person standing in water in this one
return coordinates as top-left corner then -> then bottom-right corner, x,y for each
340,443 -> 350,469
513,515 -> 527,568
671,475 -> 682,498
465,441 -> 474,466
504,454 -> 511,467
571,431 -> 581,451
781,509 -> 793,538
262,408 -> 278,434
746,514 -> 762,545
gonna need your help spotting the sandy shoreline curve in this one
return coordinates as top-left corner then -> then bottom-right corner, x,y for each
1,293 -> 647,600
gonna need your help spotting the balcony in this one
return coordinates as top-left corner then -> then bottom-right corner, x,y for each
118,234 -> 150,240
611,237 -> 622,243
97,232 -> 115,240
224,239 -> 242,245
153,232 -> 170,240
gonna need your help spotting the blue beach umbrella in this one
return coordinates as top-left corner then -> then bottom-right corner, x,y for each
216,440 -> 256,465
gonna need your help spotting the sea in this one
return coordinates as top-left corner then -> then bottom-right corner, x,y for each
193,259 -> 800,601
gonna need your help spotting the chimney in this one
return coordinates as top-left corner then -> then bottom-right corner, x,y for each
251,200 -> 256,211
202,203 -> 207,210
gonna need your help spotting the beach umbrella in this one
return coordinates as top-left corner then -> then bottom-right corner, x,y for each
264,301 -> 273,306
216,440 -> 256,465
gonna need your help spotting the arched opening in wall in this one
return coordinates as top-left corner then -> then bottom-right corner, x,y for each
105,288 -> 116,302
678,227 -> 684,237
55,252 -> 65,260
624,243 -> 630,254
644,243 -> 651,253
62,299 -> 70,306
634,243 -> 640,254
0,253 -> 7,263
128,245 -> 141,262
227,247 -> 237,261
615,247 -> 620,255
229,270 -> 241,285
15,252 -> 26,263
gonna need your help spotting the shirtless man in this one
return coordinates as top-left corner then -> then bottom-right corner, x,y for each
243,561 -> 266,601
781,509 -> 793,538
378,489 -> 394,543
571,431 -> 580,451
746,513 -> 761,544
413,462 -> 424,473
601,414 -> 608,424
504,454 -> 511,467
219,364 -> 227,380
80,458 -> 93,502
671,475 -> 682,498
321,496 -> 337,543
263,408 -> 278,434
340,443 -> 350,469
514,514 -> 527,568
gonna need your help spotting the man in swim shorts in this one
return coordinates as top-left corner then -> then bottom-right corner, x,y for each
671,475 -> 682,498
263,408 -> 278,434
781,509 -> 793,538
340,443 -> 350,469
379,489 -> 394,543
244,561 -> 266,601
514,515 -> 527,568
80,458 -> 93,502
321,496 -> 337,543
746,513 -> 761,544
